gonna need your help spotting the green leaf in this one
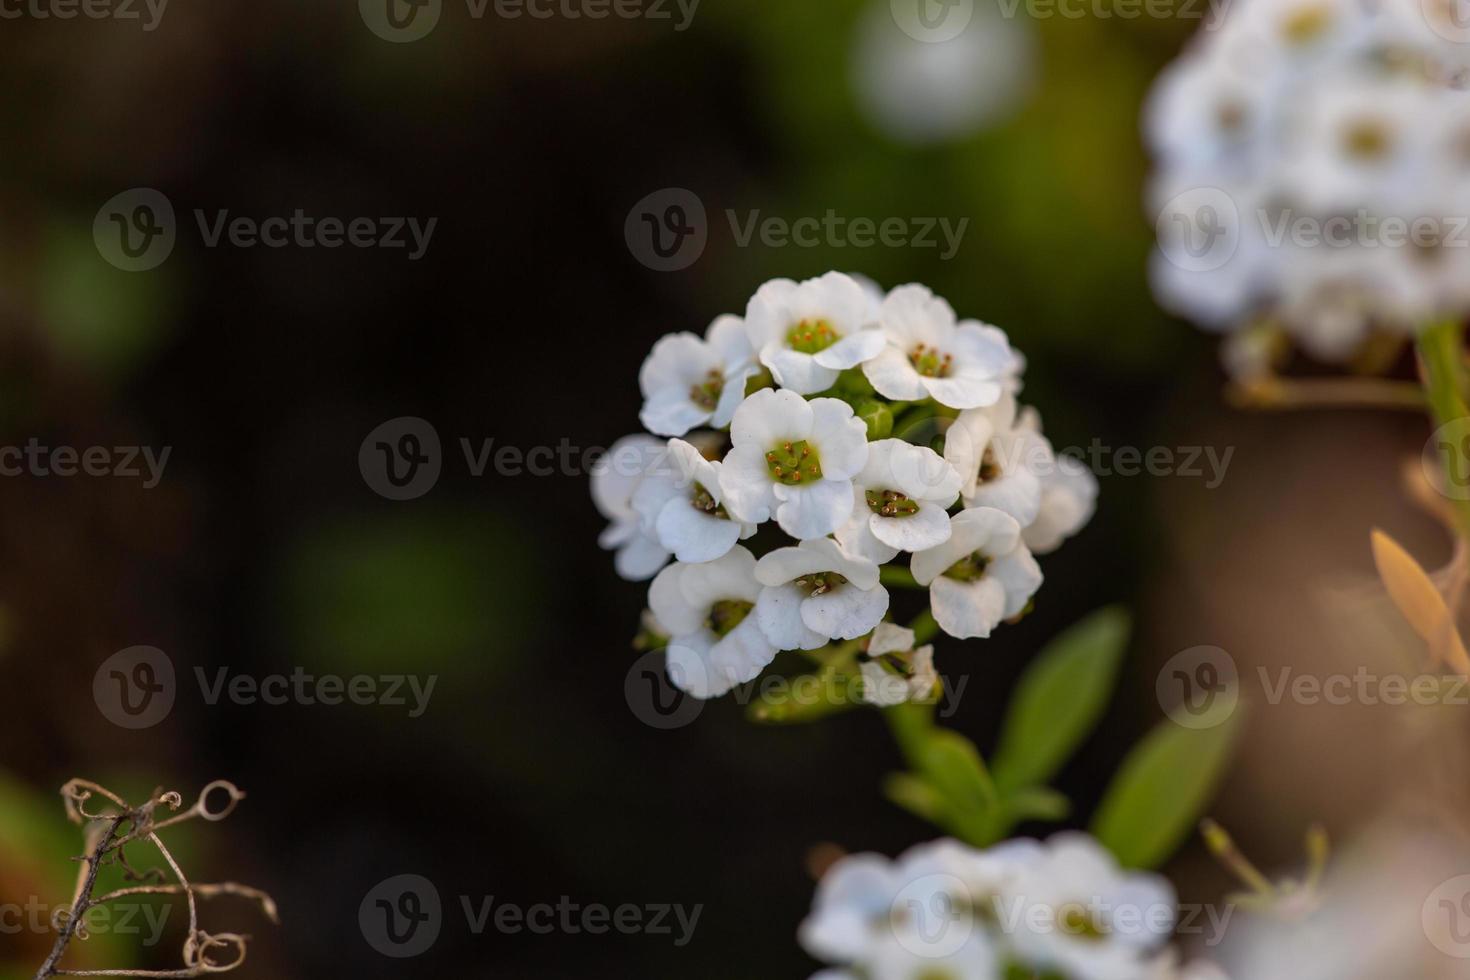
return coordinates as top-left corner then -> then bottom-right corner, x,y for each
1090,708 -> 1244,869
882,772 -> 947,825
991,606 -> 1130,794
917,729 -> 997,815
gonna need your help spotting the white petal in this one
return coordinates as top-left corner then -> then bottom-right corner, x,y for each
871,501 -> 952,553
615,533 -> 671,582
888,442 -> 963,503
756,583 -> 828,651
711,365 -> 758,429
813,328 -> 887,369
649,562 -> 701,634
678,545 -> 760,608
731,387 -> 812,447
921,372 -> 1004,410
835,508 -> 901,564
911,508 -> 1017,584
774,479 -> 855,540
755,543 -> 832,587
988,547 -> 1043,618
931,576 -> 1007,639
952,320 -> 1020,377
808,398 -> 870,480
743,278 -> 800,349
718,444 -> 779,525
879,283 -> 956,349
638,332 -> 712,398
705,313 -> 754,367
802,584 -> 890,640
665,631 -> 726,700
657,497 -> 742,563
861,660 -> 911,707
965,468 -> 1042,527
862,345 -> 928,401
869,621 -> 916,656
763,345 -> 840,394
590,434 -> 663,520
708,615 -> 780,688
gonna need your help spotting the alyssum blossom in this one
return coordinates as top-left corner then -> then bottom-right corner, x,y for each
799,834 -> 1223,980
597,272 -> 1096,701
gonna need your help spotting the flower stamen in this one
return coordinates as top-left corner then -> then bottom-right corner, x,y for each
908,343 -> 953,378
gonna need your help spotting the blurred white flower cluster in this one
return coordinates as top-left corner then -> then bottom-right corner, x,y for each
1146,0 -> 1470,365
593,272 -> 1097,700
800,834 -> 1227,980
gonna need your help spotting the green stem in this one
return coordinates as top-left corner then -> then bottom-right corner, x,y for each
879,566 -> 922,589
1418,318 -> 1470,540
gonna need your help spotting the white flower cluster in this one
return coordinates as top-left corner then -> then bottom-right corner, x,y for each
801,834 -> 1227,980
1146,0 -> 1470,364
593,272 -> 1097,700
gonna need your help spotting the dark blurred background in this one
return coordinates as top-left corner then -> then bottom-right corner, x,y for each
0,0 -> 1431,976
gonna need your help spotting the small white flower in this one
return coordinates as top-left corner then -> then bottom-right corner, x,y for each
863,284 -> 1018,410
859,622 -> 938,707
591,434 -> 670,581
1000,833 -> 1177,980
911,508 -> 1042,640
719,388 -> 870,540
639,315 -> 758,437
744,272 -> 888,394
1017,407 -> 1098,555
648,546 -> 777,700
836,438 -> 961,563
944,394 -> 1048,527
631,438 -> 755,564
754,538 -> 888,650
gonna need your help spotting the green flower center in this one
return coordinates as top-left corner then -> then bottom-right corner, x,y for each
689,369 -> 723,412
1058,904 -> 1107,942
767,440 -> 822,485
691,482 -> 728,519
707,599 -> 753,637
786,319 -> 841,354
944,553 -> 990,583
866,488 -> 920,518
909,343 -> 953,378
793,571 -> 847,597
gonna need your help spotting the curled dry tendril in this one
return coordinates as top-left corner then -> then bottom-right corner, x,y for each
32,780 -> 277,980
